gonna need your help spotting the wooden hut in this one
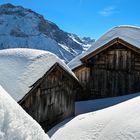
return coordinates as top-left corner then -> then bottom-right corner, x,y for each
0,48 -> 80,131
68,26 -> 140,100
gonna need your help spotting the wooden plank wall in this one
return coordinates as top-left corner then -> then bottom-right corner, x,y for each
74,66 -> 90,85
89,43 -> 140,98
74,43 -> 140,99
74,67 -> 91,99
21,66 -> 76,131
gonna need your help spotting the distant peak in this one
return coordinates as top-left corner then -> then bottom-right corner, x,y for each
0,3 -> 15,8
81,37 -> 95,44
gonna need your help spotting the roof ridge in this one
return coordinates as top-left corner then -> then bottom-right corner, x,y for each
114,25 -> 140,30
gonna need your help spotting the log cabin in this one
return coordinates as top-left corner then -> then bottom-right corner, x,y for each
68,25 -> 140,100
0,48 -> 80,131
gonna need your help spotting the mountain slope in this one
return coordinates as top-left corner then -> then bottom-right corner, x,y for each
0,3 -> 94,62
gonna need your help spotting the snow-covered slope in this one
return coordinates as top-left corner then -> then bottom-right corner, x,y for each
0,85 -> 49,140
49,93 -> 140,140
0,3 -> 94,62
0,48 -> 77,102
75,93 -> 140,115
68,25 -> 140,69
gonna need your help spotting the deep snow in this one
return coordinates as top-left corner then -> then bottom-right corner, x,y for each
49,93 -> 140,140
0,85 -> 49,140
0,48 -> 77,102
75,93 -> 140,115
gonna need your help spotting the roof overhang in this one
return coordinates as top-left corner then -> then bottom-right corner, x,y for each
81,37 -> 140,63
18,62 -> 81,104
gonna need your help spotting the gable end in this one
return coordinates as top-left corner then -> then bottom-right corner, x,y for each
18,62 -> 80,104
81,38 -> 140,63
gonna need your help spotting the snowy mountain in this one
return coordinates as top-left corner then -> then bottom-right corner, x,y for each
49,93 -> 140,140
0,85 -> 49,140
0,3 -> 94,62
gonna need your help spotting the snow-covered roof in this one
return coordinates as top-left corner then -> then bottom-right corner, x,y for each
0,48 -> 77,102
68,25 -> 140,70
67,53 -> 83,70
0,85 -> 49,140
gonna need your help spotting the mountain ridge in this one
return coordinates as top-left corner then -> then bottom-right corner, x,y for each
0,3 -> 95,62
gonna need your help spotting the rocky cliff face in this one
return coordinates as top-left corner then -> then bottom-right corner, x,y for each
0,3 -> 94,62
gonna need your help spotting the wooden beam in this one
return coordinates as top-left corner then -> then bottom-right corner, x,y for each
81,37 -> 140,63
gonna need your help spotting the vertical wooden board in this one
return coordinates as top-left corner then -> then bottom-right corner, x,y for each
122,50 -> 127,69
73,42 -> 140,100
115,50 -> 119,69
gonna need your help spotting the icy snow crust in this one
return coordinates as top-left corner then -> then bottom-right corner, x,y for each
49,93 -> 140,140
68,25 -> 140,70
0,85 -> 49,140
0,48 -> 76,101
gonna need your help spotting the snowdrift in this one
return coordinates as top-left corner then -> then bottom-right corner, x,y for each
0,48 -> 76,101
75,93 -> 140,115
0,85 -> 50,140
49,93 -> 140,140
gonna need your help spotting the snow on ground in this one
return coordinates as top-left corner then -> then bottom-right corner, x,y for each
0,48 -> 77,102
0,85 -> 49,140
75,93 -> 140,115
49,93 -> 140,140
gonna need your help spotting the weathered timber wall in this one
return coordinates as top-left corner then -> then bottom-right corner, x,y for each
74,43 -> 140,99
74,66 -> 91,99
20,66 -> 77,131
